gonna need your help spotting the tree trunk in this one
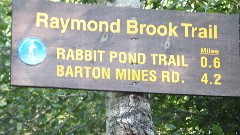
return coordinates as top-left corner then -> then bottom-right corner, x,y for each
96,0 -> 155,134
106,92 -> 154,135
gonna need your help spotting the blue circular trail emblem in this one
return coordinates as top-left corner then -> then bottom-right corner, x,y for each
18,37 -> 46,65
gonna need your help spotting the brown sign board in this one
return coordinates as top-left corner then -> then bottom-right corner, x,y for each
11,0 -> 240,96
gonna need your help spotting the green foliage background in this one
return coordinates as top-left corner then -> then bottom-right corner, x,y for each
0,0 -> 239,134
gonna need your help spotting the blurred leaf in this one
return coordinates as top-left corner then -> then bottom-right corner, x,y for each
212,124 -> 224,135
0,22 -> 8,30
0,98 -> 7,107
17,123 -> 23,131
166,123 -> 176,130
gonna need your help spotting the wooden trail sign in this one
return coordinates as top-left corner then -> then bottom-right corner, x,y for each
11,0 -> 240,96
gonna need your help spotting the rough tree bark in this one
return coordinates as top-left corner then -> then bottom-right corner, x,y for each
105,92 -> 154,135
96,0 -> 155,134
